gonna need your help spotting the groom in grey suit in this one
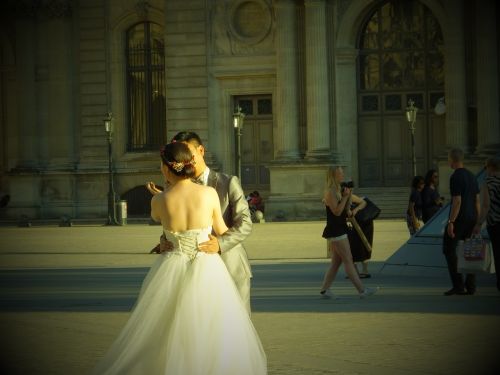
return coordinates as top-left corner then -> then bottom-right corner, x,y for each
161,131 -> 253,314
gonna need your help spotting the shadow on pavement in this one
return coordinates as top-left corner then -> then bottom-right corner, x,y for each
1,262 -> 499,314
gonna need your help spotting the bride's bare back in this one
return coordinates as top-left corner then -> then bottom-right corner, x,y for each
151,179 -> 228,236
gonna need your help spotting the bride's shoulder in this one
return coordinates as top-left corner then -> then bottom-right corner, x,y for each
199,184 -> 217,194
151,191 -> 165,204
189,184 -> 217,202
199,185 -> 219,204
152,189 -> 169,200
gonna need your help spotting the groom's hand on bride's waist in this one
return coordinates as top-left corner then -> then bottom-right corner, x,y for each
159,234 -> 174,253
157,233 -> 220,254
198,234 -> 221,254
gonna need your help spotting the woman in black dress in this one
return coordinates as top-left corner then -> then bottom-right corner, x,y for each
319,166 -> 378,299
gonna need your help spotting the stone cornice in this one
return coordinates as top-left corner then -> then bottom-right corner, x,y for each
1,0 -> 72,19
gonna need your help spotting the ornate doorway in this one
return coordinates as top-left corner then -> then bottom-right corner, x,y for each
234,95 -> 273,194
357,0 -> 446,187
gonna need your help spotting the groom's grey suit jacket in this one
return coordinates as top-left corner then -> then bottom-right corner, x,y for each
207,170 -> 252,307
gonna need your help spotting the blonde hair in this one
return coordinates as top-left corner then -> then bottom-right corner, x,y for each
325,166 -> 342,201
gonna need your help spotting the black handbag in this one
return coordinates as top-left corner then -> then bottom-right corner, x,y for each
355,198 -> 381,223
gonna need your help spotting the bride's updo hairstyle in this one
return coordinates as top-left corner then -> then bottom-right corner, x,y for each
160,141 -> 196,178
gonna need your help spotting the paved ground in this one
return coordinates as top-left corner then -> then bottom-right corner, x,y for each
0,220 -> 499,375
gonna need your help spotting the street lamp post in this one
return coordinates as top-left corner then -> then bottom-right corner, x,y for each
104,112 -> 119,225
405,99 -> 418,178
233,106 -> 245,180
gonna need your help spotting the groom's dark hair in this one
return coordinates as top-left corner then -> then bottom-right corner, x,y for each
171,131 -> 203,146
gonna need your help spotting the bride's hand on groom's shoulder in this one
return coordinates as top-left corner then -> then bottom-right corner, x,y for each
198,234 -> 220,254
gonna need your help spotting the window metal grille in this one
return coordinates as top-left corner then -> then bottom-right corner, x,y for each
126,22 -> 166,151
358,0 -> 444,96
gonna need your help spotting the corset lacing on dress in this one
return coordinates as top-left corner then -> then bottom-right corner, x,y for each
163,228 -> 211,262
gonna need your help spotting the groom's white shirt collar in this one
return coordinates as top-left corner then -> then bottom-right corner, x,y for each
199,167 -> 210,186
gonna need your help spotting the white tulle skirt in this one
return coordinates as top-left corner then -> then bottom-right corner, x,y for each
92,250 -> 267,375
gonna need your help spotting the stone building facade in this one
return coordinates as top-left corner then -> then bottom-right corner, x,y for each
0,0 -> 498,221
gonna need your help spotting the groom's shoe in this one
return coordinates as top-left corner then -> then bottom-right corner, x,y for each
443,288 -> 467,296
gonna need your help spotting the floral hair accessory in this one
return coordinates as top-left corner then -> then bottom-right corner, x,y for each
167,155 -> 196,172
168,161 -> 184,172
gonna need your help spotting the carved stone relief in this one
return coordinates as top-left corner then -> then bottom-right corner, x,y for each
134,1 -> 151,21
210,0 -> 275,56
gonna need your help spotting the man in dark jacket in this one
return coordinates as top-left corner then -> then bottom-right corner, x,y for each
443,148 -> 480,296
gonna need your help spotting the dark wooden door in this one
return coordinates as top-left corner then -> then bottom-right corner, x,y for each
235,95 -> 273,194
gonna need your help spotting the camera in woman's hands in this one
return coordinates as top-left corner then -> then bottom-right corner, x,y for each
341,180 -> 354,189
340,180 -> 354,195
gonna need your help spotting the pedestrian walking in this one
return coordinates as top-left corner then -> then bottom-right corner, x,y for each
475,156 -> 500,291
443,148 -> 480,296
320,166 -> 378,299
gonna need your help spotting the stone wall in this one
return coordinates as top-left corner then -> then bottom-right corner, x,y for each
1,0 -> 498,222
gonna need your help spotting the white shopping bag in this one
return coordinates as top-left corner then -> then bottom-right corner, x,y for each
456,237 -> 496,274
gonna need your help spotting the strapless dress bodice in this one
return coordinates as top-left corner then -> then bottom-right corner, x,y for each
164,226 -> 212,260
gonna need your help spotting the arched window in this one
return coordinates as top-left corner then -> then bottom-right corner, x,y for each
359,0 -> 443,97
126,22 -> 166,151
357,0 -> 444,186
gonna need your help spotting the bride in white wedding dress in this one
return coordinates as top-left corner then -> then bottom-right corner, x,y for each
92,141 -> 267,375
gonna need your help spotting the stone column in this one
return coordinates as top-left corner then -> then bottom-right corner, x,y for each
475,0 -> 500,155
304,0 -> 331,159
35,21 -> 50,169
335,48 -> 359,179
274,0 -> 300,160
46,16 -> 76,169
16,19 -> 38,169
443,0 -> 469,152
